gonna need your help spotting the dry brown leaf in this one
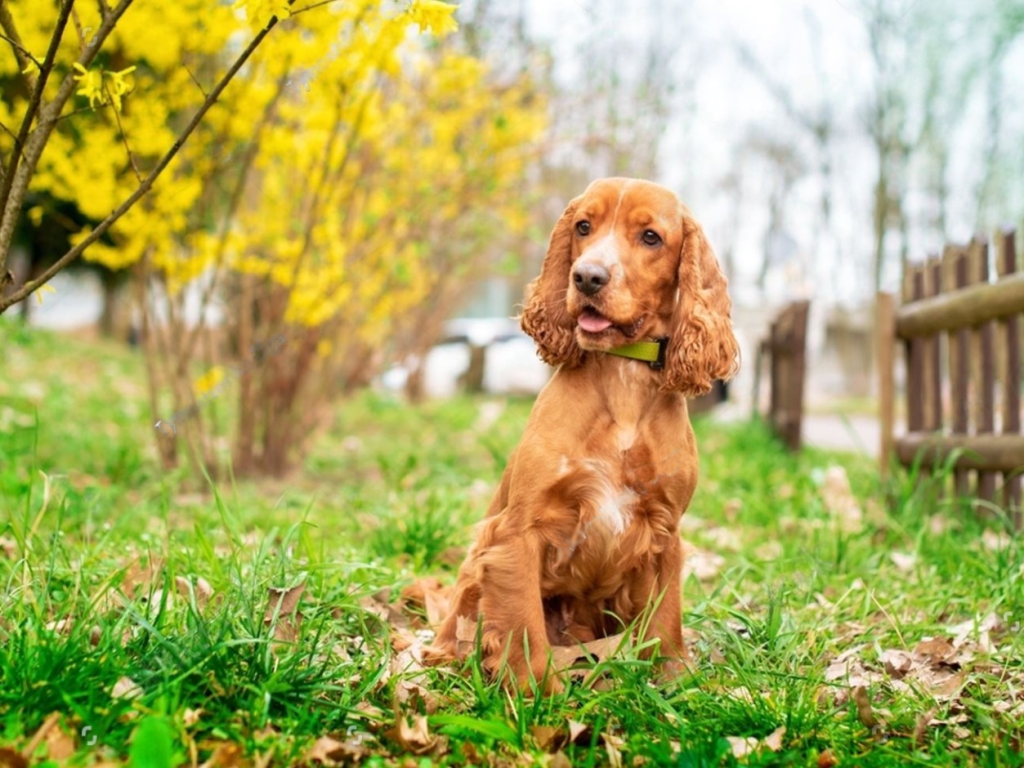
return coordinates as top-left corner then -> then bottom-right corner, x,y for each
184,708 -> 204,728
880,649 -> 914,678
44,724 -> 75,761
816,749 -> 837,768
852,686 -> 878,728
568,720 -> 589,744
531,725 -> 565,752
550,633 -> 627,674
265,584 -> 304,643
198,742 -> 244,767
111,676 -> 143,700
0,537 -> 16,560
400,578 -> 452,628
175,576 -> 214,609
726,736 -> 758,758
305,734 -> 371,764
385,714 -> 435,755
121,558 -> 162,599
550,752 -> 573,768
914,636 -> 956,665
0,747 -> 28,768
763,726 -> 786,752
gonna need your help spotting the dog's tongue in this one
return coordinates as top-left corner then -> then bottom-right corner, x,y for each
578,309 -> 613,333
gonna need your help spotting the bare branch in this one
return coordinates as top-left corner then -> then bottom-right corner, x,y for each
0,8 -> 295,313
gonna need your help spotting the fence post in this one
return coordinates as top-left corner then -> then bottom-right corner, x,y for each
877,292 -> 895,478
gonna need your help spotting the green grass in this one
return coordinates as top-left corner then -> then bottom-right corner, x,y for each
1,319 -> 1022,766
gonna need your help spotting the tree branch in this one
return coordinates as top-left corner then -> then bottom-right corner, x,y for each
0,0 -> 75,219
0,8 -> 292,313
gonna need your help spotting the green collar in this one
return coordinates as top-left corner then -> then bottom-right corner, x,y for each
606,337 -> 668,370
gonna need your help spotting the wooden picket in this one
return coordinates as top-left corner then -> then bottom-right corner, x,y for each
755,300 -> 810,451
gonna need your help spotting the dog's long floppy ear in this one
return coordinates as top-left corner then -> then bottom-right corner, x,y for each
661,214 -> 739,396
519,197 -> 585,367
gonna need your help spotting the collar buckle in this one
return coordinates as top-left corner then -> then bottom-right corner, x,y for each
649,337 -> 669,370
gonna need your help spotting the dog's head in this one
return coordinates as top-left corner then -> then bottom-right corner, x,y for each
520,177 -> 738,396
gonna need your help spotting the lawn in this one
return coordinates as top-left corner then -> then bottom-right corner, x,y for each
1,319 -> 1022,767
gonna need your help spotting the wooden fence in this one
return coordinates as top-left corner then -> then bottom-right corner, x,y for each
878,228 -> 1024,529
754,300 -> 810,451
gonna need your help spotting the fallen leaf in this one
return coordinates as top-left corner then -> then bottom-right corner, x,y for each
199,742 -> 243,767
400,578 -> 451,628
305,733 -> 371,764
112,676 -> 143,700
550,752 -> 573,768
45,618 -> 72,635
44,723 -> 75,761
726,736 -> 758,758
550,633 -> 628,674
175,576 -> 214,609
880,649 -> 914,678
568,720 -> 589,744
816,749 -> 837,768
763,726 -> 786,751
0,747 -> 28,768
852,686 -> 878,728
265,583 -> 304,643
183,708 -> 204,728
531,725 -> 565,752
890,552 -> 917,572
914,636 -> 957,664
385,714 -> 435,756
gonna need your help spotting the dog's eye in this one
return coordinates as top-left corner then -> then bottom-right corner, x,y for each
641,229 -> 661,246
575,221 -> 591,236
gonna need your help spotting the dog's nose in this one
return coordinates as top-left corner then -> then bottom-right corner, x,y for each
573,263 -> 609,296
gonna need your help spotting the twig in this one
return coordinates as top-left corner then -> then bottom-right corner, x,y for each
182,61 -> 208,98
105,82 -> 142,181
290,0 -> 343,16
0,30 -> 42,72
0,5 -> 292,312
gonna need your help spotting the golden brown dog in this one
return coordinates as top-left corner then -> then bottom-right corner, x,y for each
425,178 -> 738,690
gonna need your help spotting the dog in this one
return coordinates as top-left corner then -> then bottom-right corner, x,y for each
424,178 -> 738,691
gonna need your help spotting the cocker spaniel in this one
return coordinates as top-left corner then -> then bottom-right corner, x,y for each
425,177 -> 739,691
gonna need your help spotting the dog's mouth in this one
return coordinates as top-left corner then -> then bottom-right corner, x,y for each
577,307 -> 645,339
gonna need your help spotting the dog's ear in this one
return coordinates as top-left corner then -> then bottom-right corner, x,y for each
520,197 -> 585,367
661,214 -> 739,396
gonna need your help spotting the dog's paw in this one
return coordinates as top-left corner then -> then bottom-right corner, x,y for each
421,641 -> 458,667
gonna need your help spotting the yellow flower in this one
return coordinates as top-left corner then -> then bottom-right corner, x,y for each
72,62 -> 104,108
105,66 -> 136,113
193,366 -> 226,397
407,0 -> 458,36
232,0 -> 291,30
34,283 -> 56,305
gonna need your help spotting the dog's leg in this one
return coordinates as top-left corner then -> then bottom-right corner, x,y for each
644,535 -> 690,676
477,530 -> 561,693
